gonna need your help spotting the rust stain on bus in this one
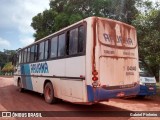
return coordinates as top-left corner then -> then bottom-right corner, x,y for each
92,17 -> 97,72
97,19 -> 137,50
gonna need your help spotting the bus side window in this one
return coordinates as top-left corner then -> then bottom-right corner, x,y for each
19,52 -> 21,64
30,45 -> 35,62
23,49 -> 27,63
44,40 -> 49,60
21,50 -> 24,63
27,47 -> 30,62
38,42 -> 44,60
78,26 -> 85,53
34,44 -> 38,61
50,36 -> 58,58
69,28 -> 78,55
58,34 -> 66,57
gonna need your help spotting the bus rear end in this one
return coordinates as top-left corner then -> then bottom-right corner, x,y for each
86,17 -> 140,103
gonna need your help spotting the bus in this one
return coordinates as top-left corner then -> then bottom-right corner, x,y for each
138,60 -> 156,98
13,16 -> 140,104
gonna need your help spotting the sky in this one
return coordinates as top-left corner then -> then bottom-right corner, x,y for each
0,0 -> 49,51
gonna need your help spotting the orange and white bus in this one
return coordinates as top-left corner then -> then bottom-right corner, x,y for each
13,16 -> 139,104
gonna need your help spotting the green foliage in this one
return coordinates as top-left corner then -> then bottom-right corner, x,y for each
31,10 -> 57,40
31,0 -> 139,41
133,1 -> 160,79
2,62 -> 14,73
0,50 -> 15,70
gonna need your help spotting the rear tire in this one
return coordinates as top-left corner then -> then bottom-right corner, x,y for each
44,82 -> 57,104
18,79 -> 23,92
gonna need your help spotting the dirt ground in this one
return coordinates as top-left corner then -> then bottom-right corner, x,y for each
0,77 -> 160,120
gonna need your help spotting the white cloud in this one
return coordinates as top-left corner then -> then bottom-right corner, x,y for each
19,37 -> 34,46
0,0 -> 50,34
0,0 -> 50,51
0,37 -> 11,47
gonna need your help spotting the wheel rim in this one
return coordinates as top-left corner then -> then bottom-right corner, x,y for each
45,86 -> 51,100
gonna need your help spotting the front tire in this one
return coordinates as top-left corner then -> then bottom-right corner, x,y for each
44,82 -> 57,104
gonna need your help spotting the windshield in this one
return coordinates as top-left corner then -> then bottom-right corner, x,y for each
139,61 -> 154,77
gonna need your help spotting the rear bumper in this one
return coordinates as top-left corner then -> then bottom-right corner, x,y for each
87,84 -> 140,102
138,85 -> 156,96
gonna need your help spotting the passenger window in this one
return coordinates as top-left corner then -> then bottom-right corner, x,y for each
44,40 -> 48,59
69,28 -> 78,55
38,42 -> 44,60
50,37 -> 58,58
21,51 -> 24,63
34,45 -> 38,61
30,46 -> 35,62
78,26 -> 85,53
27,48 -> 30,62
23,49 -> 27,63
19,52 -> 21,64
58,34 -> 66,57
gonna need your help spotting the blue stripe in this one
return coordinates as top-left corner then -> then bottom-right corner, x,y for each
87,85 -> 140,102
21,64 -> 33,90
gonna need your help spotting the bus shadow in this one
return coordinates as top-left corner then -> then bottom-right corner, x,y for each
0,85 -> 134,119
118,95 -> 160,104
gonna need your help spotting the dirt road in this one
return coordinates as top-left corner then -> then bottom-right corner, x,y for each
0,77 -> 159,120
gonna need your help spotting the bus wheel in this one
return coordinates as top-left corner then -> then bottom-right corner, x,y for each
44,82 -> 57,104
18,79 -> 23,92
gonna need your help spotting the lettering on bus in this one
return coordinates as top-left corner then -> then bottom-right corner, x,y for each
30,62 -> 49,73
103,33 -> 133,46
127,66 -> 136,71
104,50 -> 115,54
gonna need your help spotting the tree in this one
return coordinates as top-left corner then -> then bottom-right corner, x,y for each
31,0 -> 139,41
133,1 -> 160,80
1,62 -> 14,74
31,10 -> 57,41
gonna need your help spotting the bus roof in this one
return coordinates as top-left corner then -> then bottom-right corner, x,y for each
18,16 -> 135,51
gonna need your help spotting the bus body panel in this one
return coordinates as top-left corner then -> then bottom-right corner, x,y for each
87,85 -> 139,102
85,17 -> 140,101
86,17 -> 140,100
14,56 -> 87,103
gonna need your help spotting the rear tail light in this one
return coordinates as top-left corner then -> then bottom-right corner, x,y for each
92,76 -> 98,81
92,70 -> 98,75
92,70 -> 98,81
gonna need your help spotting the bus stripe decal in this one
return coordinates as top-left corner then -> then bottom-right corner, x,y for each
87,85 -> 140,102
87,85 -> 94,102
21,64 -> 33,90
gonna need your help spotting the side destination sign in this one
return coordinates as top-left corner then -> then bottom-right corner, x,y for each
30,62 -> 49,73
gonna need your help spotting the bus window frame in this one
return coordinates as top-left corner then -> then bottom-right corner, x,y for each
18,22 -> 86,64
